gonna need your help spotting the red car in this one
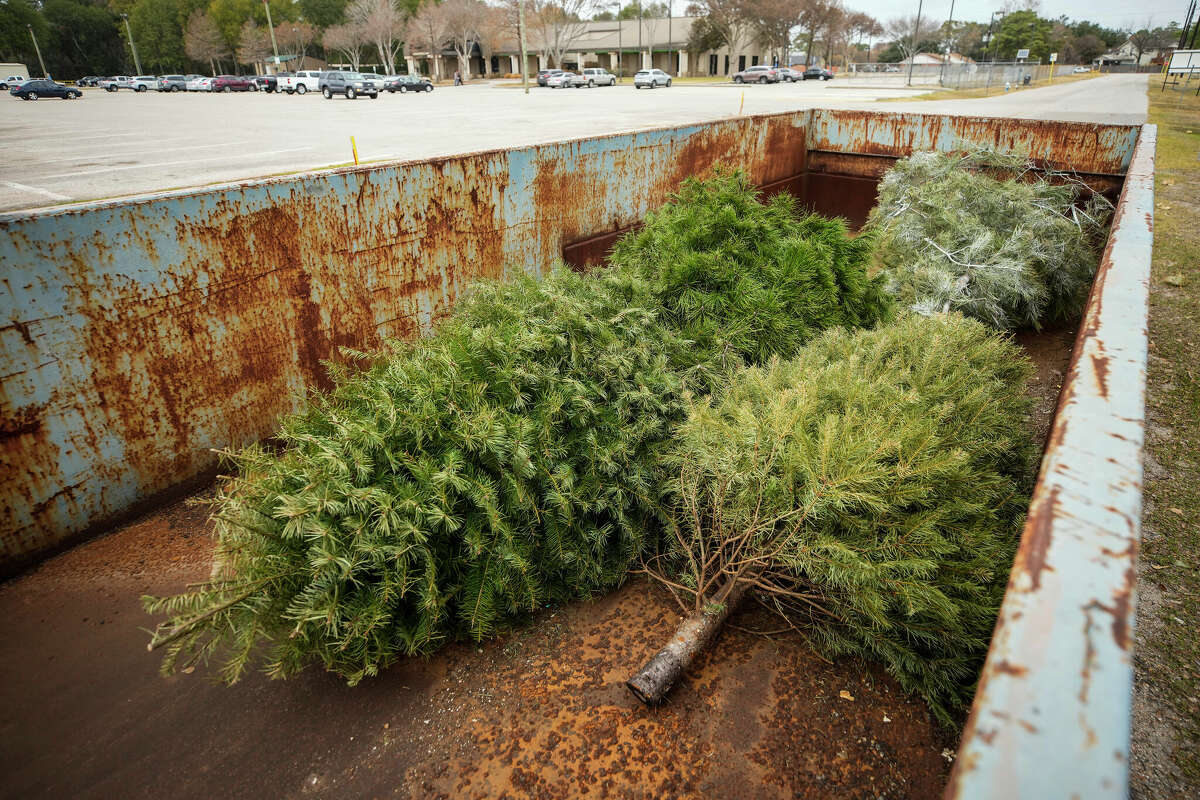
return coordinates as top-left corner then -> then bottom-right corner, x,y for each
209,75 -> 253,92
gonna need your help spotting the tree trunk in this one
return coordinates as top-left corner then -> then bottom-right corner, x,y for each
626,582 -> 747,705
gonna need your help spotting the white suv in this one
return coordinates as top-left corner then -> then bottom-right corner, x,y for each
280,70 -> 324,95
633,69 -> 671,89
129,75 -> 158,92
580,68 -> 616,87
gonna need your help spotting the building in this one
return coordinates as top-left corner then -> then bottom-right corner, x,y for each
897,52 -> 976,66
1096,37 -> 1170,66
408,17 -> 783,79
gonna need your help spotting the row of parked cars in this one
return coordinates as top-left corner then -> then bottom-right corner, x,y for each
732,65 -> 835,83
76,71 -> 435,98
535,67 -> 676,89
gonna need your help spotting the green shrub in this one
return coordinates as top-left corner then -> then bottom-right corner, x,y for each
610,171 -> 892,371
654,313 -> 1034,724
869,150 -> 1112,330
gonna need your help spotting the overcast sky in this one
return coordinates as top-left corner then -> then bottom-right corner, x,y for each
821,0 -> 1189,30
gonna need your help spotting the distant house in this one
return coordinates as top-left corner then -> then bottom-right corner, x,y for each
898,52 -> 976,66
1096,37 -> 1169,66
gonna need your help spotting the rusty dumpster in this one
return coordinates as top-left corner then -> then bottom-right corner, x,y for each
0,108 -> 1154,798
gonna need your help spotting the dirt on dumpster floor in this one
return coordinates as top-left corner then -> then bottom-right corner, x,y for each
0,491 -> 955,800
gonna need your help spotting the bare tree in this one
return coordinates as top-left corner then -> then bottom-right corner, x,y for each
184,11 -> 230,75
845,10 -> 881,63
476,5 -> 511,75
797,0 -> 843,66
689,0 -> 756,69
408,0 -> 451,78
324,23 -> 367,70
531,0 -> 595,68
236,20 -> 274,70
349,0 -> 407,74
276,22 -> 318,70
442,0 -> 489,78
885,13 -> 939,62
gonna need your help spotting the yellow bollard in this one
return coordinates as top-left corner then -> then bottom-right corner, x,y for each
351,136 -> 359,166
739,91 -> 744,115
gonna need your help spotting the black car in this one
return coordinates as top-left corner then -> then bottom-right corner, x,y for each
536,68 -> 563,87
802,66 -> 835,81
77,75 -> 102,87
385,74 -> 434,94
253,74 -> 279,92
11,79 -> 82,100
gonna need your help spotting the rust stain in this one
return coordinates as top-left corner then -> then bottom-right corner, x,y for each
1091,353 -> 1111,399
992,660 -> 1030,678
1015,486 -> 1061,592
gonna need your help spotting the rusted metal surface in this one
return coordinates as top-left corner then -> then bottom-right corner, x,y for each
0,112 -> 808,574
0,108 -> 1144,584
946,124 -> 1156,799
808,110 -> 1140,176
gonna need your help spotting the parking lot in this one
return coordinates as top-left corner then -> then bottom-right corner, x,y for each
0,80 -> 922,211
0,75 -> 1148,212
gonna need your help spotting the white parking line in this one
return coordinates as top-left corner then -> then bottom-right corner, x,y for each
33,147 -> 317,180
1,181 -> 70,201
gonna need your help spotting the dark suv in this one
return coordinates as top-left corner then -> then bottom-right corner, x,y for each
320,71 -> 379,99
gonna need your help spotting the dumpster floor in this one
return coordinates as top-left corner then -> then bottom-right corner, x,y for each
0,326 -> 1075,799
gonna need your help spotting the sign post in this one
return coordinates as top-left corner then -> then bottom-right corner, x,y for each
1049,51 -> 1057,82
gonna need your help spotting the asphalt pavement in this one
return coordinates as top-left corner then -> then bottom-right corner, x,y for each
0,74 -> 1148,213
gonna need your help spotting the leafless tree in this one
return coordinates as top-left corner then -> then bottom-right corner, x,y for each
276,22 -> 318,70
845,11 -> 881,63
324,23 -> 368,70
349,0 -> 407,74
184,12 -> 231,76
442,0 -> 489,78
475,5 -> 511,75
796,0 -> 843,66
531,0 -> 595,68
885,13 -> 939,62
236,20 -> 274,70
688,0 -> 756,65
407,0 -> 451,78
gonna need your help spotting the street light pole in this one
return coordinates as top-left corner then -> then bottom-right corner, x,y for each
905,0 -> 923,87
263,0 -> 281,71
668,0 -> 673,76
518,0 -> 530,93
26,24 -> 48,78
939,0 -> 955,87
120,14 -> 142,75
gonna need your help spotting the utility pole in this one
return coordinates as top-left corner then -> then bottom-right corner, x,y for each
638,3 -> 643,71
667,0 -> 673,75
263,0 -> 281,71
616,2 -> 623,82
905,0 -> 923,87
939,0 -> 955,87
120,14 -> 142,75
518,0 -> 530,93
26,24 -> 47,78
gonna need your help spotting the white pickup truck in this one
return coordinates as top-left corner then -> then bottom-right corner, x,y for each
278,70 -> 324,95
100,76 -> 131,91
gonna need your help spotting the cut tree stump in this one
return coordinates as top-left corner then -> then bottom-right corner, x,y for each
626,583 -> 747,705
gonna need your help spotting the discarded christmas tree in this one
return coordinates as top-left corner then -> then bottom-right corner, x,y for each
145,173 -> 890,685
869,150 -> 1112,330
631,314 -> 1034,725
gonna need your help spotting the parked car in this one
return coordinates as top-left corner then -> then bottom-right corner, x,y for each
733,65 -> 779,84
1,74 -> 30,89
579,67 -> 616,86
77,76 -> 102,87
546,71 -> 578,88
157,75 -> 188,92
279,70 -> 324,94
101,76 -> 130,91
320,71 -> 379,99
1073,66 -> 1090,73
385,74 -> 434,94
252,74 -> 280,92
777,67 -> 801,82
633,68 -> 672,88
802,66 -> 835,81
186,76 -> 212,91
362,72 -> 388,88
10,79 -> 82,100
128,75 -> 157,92
536,68 -> 563,87
210,75 -> 253,92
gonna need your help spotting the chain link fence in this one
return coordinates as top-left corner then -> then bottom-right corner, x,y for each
845,60 -> 1056,89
